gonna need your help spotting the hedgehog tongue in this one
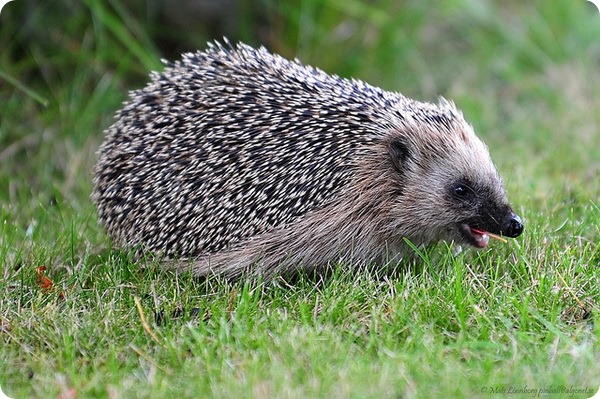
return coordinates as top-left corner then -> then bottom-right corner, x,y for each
459,224 -> 490,248
469,227 -> 490,248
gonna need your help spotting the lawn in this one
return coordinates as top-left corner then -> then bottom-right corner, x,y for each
0,0 -> 599,398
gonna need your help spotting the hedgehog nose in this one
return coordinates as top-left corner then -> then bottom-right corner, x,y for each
503,213 -> 524,238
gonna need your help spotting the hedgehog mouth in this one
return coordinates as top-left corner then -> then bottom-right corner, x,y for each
458,223 -> 490,248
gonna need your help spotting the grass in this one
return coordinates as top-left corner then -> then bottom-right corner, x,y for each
1,0 -> 599,398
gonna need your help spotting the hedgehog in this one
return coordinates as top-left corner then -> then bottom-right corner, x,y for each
92,40 -> 523,280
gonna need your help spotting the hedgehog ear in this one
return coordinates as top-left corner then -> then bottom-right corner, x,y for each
388,138 -> 411,173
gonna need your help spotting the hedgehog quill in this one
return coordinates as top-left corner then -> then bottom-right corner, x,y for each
93,40 -> 523,279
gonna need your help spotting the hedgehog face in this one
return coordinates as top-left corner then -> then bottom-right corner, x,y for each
384,114 -> 523,250
442,124 -> 523,248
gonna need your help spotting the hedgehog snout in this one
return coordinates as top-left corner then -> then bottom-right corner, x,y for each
502,213 -> 524,238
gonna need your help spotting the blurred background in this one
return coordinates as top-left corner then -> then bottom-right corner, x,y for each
0,0 -> 598,259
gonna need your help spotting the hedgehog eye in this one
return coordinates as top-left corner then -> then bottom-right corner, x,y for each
449,180 -> 479,205
451,180 -> 477,200
454,184 -> 468,197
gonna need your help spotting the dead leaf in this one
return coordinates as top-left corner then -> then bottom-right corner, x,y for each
36,266 -> 66,299
36,266 -> 54,293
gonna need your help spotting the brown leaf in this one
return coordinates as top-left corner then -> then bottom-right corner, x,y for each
36,266 -> 55,293
35,266 -> 66,299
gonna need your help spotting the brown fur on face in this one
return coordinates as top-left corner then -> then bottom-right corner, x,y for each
380,100 -> 520,247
